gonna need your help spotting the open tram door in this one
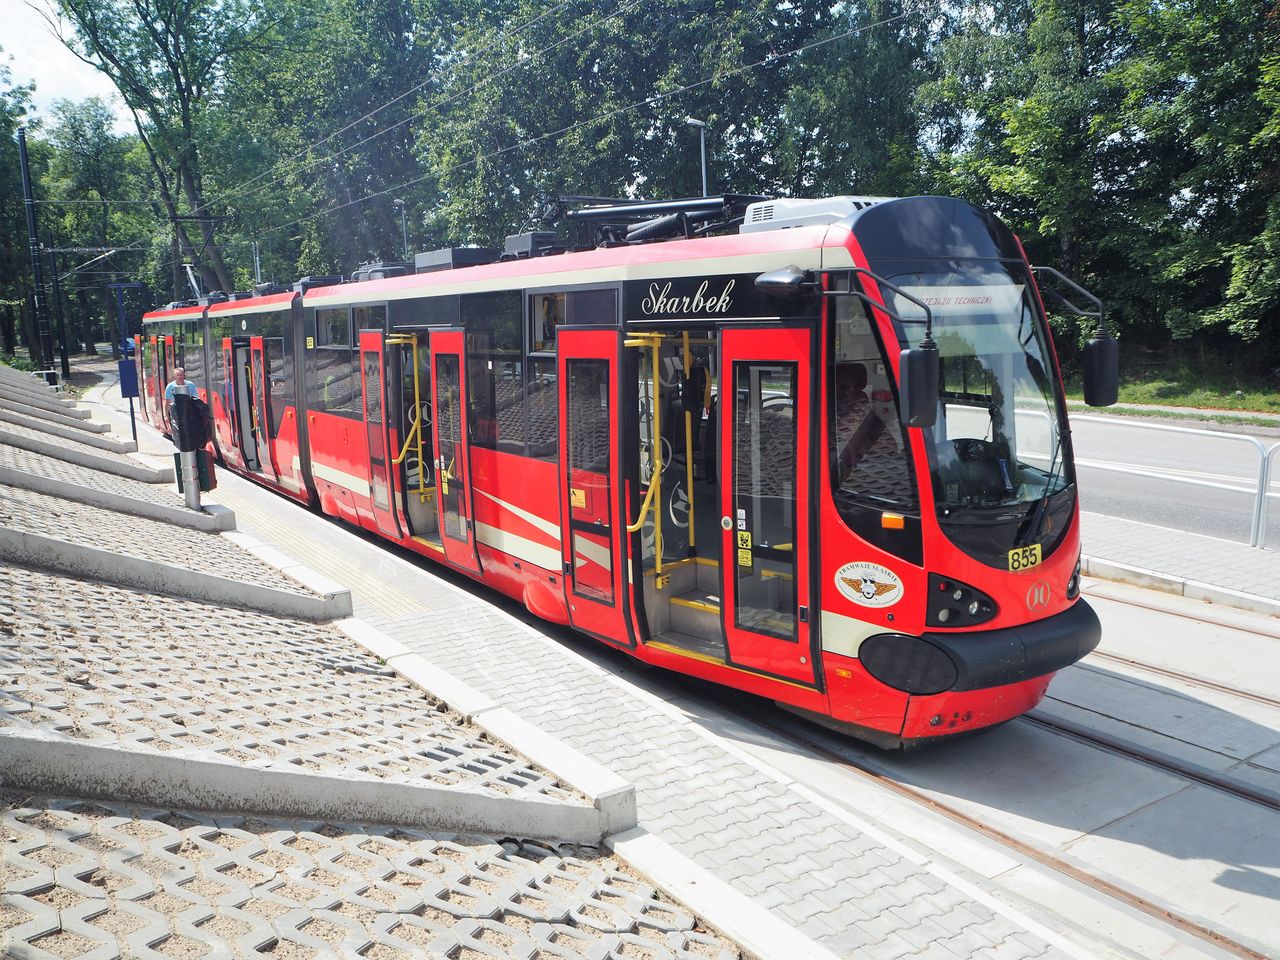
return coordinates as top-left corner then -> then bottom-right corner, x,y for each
428,329 -> 482,574
249,337 -> 279,483
719,326 -> 818,687
358,330 -> 402,539
231,341 -> 260,471
558,329 -> 632,644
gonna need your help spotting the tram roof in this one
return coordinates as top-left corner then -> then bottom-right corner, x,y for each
142,303 -> 204,322
207,291 -> 296,317
301,223 -> 854,307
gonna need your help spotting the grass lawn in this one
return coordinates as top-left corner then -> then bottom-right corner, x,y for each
1064,367 -> 1280,415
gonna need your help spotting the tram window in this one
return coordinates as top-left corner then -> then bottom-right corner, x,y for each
260,313 -> 284,339
184,323 -> 205,388
526,356 -> 558,460
266,338 -> 288,437
354,304 -> 387,331
531,293 -> 565,352
566,288 -> 618,325
209,317 -> 230,385
829,297 -> 920,560
316,307 -> 351,348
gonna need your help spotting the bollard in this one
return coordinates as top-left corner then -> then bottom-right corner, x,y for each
179,449 -> 201,510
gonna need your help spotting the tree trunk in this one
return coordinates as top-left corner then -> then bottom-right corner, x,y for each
1,303 -> 16,356
18,274 -> 45,368
78,289 -> 98,355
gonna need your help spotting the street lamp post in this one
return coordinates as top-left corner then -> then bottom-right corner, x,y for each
393,198 -> 408,260
685,117 -> 707,197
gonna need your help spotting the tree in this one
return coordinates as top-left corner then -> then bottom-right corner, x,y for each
46,0 -> 275,293
0,48 -> 37,361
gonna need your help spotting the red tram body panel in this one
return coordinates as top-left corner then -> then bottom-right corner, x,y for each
141,195 -> 1103,748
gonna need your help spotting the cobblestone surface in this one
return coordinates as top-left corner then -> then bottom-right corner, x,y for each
0,485 -> 310,595
0,443 -> 184,509
216,483 -> 1063,960
0,419 -> 135,467
0,561 -> 577,802
0,796 -> 737,960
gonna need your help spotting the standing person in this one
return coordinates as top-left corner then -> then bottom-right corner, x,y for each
164,366 -> 196,403
164,367 -> 197,437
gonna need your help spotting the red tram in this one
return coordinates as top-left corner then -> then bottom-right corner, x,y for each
138,194 -> 1117,748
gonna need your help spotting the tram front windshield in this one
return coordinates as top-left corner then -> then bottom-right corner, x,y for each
883,259 -> 1075,566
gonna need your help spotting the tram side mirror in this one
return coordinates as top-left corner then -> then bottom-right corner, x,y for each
898,342 -> 939,428
1082,335 -> 1119,407
755,265 -> 816,298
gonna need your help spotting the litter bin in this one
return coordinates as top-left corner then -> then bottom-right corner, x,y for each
174,448 -> 216,493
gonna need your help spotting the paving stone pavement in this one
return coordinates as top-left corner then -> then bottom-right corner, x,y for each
0,796 -> 737,960
212,477 -> 1065,960
0,418 -> 140,469
0,560 -> 577,802
0,485 -> 313,597
0,443 -> 184,509
1081,511 -> 1280,603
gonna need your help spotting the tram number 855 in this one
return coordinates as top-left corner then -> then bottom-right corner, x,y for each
1007,544 -> 1043,572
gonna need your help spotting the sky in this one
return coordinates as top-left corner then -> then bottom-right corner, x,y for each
1,0 -> 134,132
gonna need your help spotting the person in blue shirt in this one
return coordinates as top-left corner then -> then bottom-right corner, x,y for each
164,366 -> 197,403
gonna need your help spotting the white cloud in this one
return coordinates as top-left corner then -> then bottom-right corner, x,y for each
1,0 -> 134,132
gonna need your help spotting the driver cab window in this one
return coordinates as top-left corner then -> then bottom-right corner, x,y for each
830,296 -> 917,511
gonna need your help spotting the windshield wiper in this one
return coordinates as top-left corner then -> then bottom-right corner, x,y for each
1019,433 -> 1064,547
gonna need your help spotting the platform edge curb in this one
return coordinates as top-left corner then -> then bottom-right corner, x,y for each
607,827 -> 841,960
0,728 -> 606,844
1082,554 -> 1280,617
331,617 -> 638,838
221,531 -> 351,603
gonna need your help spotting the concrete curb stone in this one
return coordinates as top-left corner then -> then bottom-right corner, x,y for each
0,396 -> 110,432
0,385 -> 89,418
0,407 -> 136,452
0,728 -> 606,845
328,618 -> 637,838
1082,554 -> 1280,618
0,526 -> 349,621
0,465 -> 229,531
608,827 -> 843,960
0,426 -> 171,483
221,530 -> 353,608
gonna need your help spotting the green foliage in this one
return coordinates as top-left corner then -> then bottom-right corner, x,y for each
0,0 -> 1273,374
0,354 -> 38,372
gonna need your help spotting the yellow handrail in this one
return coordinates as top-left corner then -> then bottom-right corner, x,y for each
624,334 -> 665,576
386,333 -> 430,502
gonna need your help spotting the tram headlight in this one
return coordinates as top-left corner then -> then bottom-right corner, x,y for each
1067,556 -> 1081,599
927,574 -> 997,627
860,633 -> 958,695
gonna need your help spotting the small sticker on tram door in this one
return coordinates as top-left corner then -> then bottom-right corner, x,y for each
737,548 -> 753,568
306,336 -> 315,349
1008,543 -> 1042,572
570,488 -> 586,508
737,531 -> 752,549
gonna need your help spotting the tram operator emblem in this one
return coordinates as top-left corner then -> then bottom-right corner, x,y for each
835,562 -> 903,608
1026,579 -> 1051,612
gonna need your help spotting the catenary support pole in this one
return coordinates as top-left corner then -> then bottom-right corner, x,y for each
47,246 -> 72,379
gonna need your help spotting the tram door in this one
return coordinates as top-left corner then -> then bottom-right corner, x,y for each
719,327 -> 817,686
558,329 -> 630,644
249,337 -> 279,482
215,339 -> 237,462
428,329 -> 482,573
146,336 -> 162,426
359,330 -> 402,539
231,342 -> 260,471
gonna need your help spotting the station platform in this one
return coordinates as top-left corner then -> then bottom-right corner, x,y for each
6,353 -> 1278,960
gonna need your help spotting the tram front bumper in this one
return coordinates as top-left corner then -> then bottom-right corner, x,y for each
859,599 -> 1102,696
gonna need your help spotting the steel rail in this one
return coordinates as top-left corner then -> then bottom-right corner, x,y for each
730,704 -> 1272,960
1083,651 -> 1280,710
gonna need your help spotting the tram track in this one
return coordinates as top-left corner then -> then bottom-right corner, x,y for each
1082,650 -> 1280,711
708,695 -> 1273,960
